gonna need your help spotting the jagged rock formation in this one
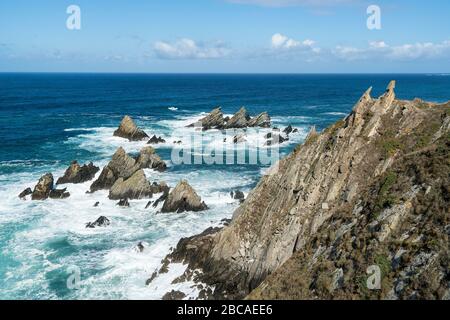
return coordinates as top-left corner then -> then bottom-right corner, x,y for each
116,198 -> 130,207
264,133 -> 288,146
135,146 -> 167,172
86,216 -> 110,228
161,180 -> 208,213
109,169 -> 154,200
90,147 -> 165,192
49,187 -> 70,199
188,107 -> 272,130
248,112 -> 271,128
28,173 -> 70,200
56,161 -> 99,185
31,173 -> 54,200
224,107 -> 250,129
157,81 -> 450,300
147,135 -> 166,144
188,107 -> 225,130
90,147 -> 139,192
233,133 -> 247,144
113,115 -> 149,141
18,187 -> 32,199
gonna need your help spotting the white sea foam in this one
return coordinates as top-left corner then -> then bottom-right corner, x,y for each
0,110 -> 309,299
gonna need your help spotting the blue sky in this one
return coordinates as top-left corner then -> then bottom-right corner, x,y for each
0,0 -> 449,73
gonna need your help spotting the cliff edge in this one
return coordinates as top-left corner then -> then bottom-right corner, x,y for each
156,81 -> 449,300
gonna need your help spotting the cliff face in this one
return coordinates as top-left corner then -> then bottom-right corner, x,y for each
160,81 -> 450,300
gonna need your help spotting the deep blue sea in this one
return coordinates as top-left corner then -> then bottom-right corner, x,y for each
0,73 -> 449,299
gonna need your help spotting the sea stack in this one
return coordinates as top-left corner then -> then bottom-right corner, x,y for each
113,115 -> 149,141
56,161 -> 99,185
161,180 -> 208,213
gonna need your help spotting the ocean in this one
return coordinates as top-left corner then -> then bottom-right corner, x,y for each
0,73 -> 449,299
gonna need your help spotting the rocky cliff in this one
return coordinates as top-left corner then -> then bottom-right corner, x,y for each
156,81 -> 450,300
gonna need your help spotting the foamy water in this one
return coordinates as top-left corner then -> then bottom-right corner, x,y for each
0,112 -> 308,300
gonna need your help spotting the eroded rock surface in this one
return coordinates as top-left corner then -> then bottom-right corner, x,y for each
161,180 -> 208,213
158,81 -> 450,300
113,115 -> 149,141
56,161 -> 99,185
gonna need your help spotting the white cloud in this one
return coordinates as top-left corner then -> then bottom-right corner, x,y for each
271,33 -> 318,52
154,38 -> 230,60
333,40 -> 450,61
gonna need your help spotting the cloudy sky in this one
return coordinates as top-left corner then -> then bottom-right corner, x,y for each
0,0 -> 449,73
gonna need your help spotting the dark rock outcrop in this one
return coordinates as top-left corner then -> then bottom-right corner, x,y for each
86,216 -> 110,228
264,133 -> 288,146
113,115 -> 149,141
18,187 -> 32,199
147,135 -> 166,144
161,180 -> 208,213
109,169 -> 153,200
56,161 -> 99,185
49,188 -> 70,199
162,290 -> 186,300
230,190 -> 245,201
116,198 -> 130,207
233,133 -> 247,144
31,173 -> 54,200
283,125 -> 293,135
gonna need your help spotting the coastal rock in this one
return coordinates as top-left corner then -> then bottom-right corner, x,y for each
31,173 -> 54,200
18,187 -> 32,199
113,115 -> 149,141
225,107 -> 250,129
94,201 -> 100,207
283,125 -> 293,135
248,112 -> 271,128
188,107 -> 224,130
162,290 -> 186,300
264,133 -> 288,146
161,180 -> 208,213
86,216 -> 110,228
49,188 -> 70,199
56,161 -> 99,185
116,198 -> 130,207
152,188 -> 170,208
90,147 -> 139,192
135,146 -> 166,172
109,169 -> 153,200
160,81 -> 450,300
230,190 -> 245,201
147,135 -> 166,144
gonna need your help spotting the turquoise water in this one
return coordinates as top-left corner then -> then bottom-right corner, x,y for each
0,73 -> 449,299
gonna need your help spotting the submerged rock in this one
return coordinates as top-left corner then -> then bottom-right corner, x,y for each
56,161 -> 99,185
230,190 -> 245,201
113,115 -> 149,141
161,180 -> 208,213
265,133 -> 288,146
135,146 -> 166,172
86,216 -> 110,228
94,201 -> 100,207
31,173 -> 54,200
116,198 -> 130,207
49,188 -> 70,199
109,169 -> 154,200
18,187 -> 32,199
147,135 -> 166,144
283,125 -> 293,135
137,242 -> 145,252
